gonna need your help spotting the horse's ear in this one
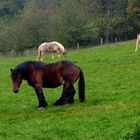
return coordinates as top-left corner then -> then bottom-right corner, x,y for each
10,68 -> 13,72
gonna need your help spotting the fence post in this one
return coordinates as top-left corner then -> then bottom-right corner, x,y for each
115,37 -> 118,43
77,42 -> 79,51
100,38 -> 103,46
26,49 -> 29,56
11,49 -> 14,57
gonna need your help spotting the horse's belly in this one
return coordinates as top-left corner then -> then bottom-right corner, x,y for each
46,48 -> 54,52
42,71 -> 62,88
44,46 -> 57,53
43,82 -> 61,88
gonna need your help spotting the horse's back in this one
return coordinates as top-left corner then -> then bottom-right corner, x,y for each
47,41 -> 65,52
39,42 -> 60,52
55,61 -> 80,76
44,60 -> 79,74
17,61 -> 46,70
52,41 -> 64,48
58,61 -> 81,83
38,42 -> 48,51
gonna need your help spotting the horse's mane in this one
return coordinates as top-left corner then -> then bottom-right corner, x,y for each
13,61 -> 75,77
15,61 -> 46,69
14,61 -> 46,77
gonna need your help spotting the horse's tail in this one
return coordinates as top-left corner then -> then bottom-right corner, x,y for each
78,69 -> 85,102
37,47 -> 41,61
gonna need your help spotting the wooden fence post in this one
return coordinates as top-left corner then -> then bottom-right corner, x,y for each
26,49 -> 29,56
100,38 -> 103,46
11,49 -> 14,57
115,37 -> 118,43
77,42 -> 79,51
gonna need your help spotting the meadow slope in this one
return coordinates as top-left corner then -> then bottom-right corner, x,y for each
0,40 -> 140,140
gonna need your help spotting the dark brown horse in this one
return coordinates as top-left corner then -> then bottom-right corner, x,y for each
10,60 -> 85,109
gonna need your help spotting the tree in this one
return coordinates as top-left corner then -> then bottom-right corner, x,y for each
49,0 -> 99,47
0,0 -> 140,54
127,0 -> 140,36
97,0 -> 128,43
11,0 -> 50,53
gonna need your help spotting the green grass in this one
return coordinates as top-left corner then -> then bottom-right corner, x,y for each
0,40 -> 140,140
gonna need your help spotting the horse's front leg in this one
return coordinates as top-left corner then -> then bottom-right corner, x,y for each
35,87 -> 48,108
58,54 -> 60,58
56,50 -> 60,58
51,53 -> 54,59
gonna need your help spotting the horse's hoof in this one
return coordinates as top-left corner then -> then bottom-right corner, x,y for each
66,100 -> 74,104
53,102 -> 60,106
53,100 -> 65,106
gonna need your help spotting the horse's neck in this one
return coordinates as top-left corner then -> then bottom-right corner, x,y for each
58,45 -> 65,52
19,66 -> 29,80
52,42 -> 64,50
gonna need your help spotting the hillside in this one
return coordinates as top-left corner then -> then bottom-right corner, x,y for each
0,40 -> 140,139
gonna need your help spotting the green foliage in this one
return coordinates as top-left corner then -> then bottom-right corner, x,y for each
0,0 -> 139,53
52,0 -> 91,45
97,0 -> 129,42
122,124 -> 140,140
127,0 -> 140,31
0,0 -> 25,17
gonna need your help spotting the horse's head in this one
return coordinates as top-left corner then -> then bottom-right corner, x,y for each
10,68 -> 22,93
63,49 -> 67,56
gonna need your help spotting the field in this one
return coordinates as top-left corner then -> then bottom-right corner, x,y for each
0,40 -> 140,140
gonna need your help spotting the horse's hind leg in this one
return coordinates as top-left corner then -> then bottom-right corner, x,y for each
66,85 -> 75,104
53,83 -> 75,106
35,88 -> 48,108
53,88 -> 66,106
41,52 -> 45,61
53,82 -> 69,106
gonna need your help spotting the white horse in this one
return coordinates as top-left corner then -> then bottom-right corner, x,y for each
135,33 -> 140,52
37,41 -> 67,61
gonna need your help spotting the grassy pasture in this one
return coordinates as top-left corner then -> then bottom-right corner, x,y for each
0,40 -> 140,140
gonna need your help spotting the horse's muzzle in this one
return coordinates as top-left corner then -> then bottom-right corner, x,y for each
13,90 -> 19,93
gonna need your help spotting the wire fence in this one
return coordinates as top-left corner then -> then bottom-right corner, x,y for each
0,38 -> 134,58
0,48 -> 37,58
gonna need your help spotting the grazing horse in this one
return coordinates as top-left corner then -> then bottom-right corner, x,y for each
10,60 -> 85,109
37,41 -> 67,61
135,33 -> 140,52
